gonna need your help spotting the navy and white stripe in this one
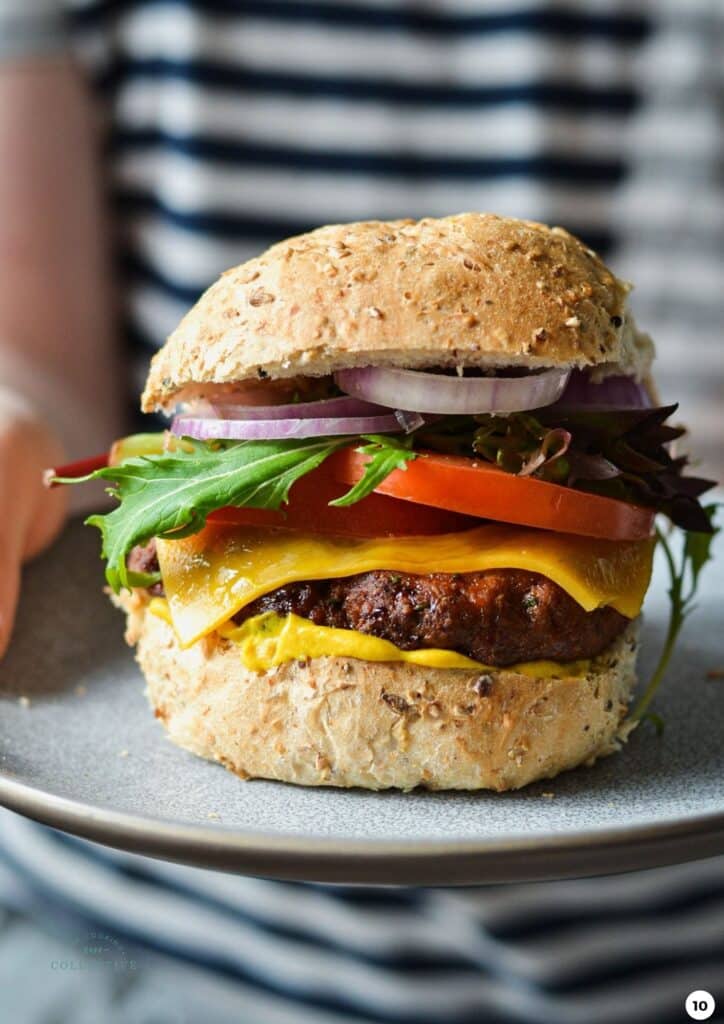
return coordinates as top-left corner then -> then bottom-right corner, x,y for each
66,1 -> 657,345
0,815 -> 720,1024
60,0 -> 724,472
1,812 -> 723,1024
0,2 -> 723,1021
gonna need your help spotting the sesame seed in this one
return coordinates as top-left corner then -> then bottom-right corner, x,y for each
249,288 -> 275,307
565,316 -> 581,328
367,306 -> 383,319
382,692 -> 409,714
472,674 -> 493,697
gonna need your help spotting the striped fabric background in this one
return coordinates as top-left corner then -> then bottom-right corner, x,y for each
1,811 -> 724,1024
59,0 -> 724,477
0,2 -> 722,1022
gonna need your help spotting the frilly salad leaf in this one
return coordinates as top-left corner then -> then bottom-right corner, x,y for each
462,405 -> 716,533
54,435 -> 414,591
329,434 -> 416,507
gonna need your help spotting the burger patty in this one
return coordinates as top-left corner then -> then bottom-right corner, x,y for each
130,541 -> 628,665
127,541 -> 165,596
234,571 -> 626,665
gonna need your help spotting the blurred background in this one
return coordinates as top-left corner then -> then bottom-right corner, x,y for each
72,0 -> 724,478
0,1 -> 722,1022
3,0 -> 721,474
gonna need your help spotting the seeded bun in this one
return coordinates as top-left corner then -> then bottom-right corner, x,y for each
142,213 -> 639,414
122,594 -> 639,792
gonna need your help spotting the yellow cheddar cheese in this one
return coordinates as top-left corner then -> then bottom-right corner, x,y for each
154,524 -> 654,649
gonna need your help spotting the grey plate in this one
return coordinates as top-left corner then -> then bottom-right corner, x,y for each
0,519 -> 722,886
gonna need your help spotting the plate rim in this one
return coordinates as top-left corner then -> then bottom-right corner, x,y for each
3,767 -> 724,885
3,517 -> 724,884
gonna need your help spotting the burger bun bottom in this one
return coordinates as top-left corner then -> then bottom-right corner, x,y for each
122,596 -> 640,792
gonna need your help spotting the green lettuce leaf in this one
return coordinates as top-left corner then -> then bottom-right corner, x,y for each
64,437 -> 345,590
329,434 -> 416,507
55,434 -> 416,591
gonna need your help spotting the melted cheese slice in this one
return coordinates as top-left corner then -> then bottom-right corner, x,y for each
155,524 -> 654,649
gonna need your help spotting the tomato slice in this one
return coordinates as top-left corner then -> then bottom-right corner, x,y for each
207,464 -> 478,537
329,448 -> 655,541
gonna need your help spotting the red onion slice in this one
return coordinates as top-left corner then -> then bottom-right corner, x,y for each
335,366 -> 570,414
556,371 -> 651,409
171,411 -> 422,441
206,395 -> 392,421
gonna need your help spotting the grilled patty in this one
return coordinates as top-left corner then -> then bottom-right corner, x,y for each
131,541 -> 628,666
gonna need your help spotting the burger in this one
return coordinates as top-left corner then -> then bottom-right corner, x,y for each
54,213 -> 715,791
